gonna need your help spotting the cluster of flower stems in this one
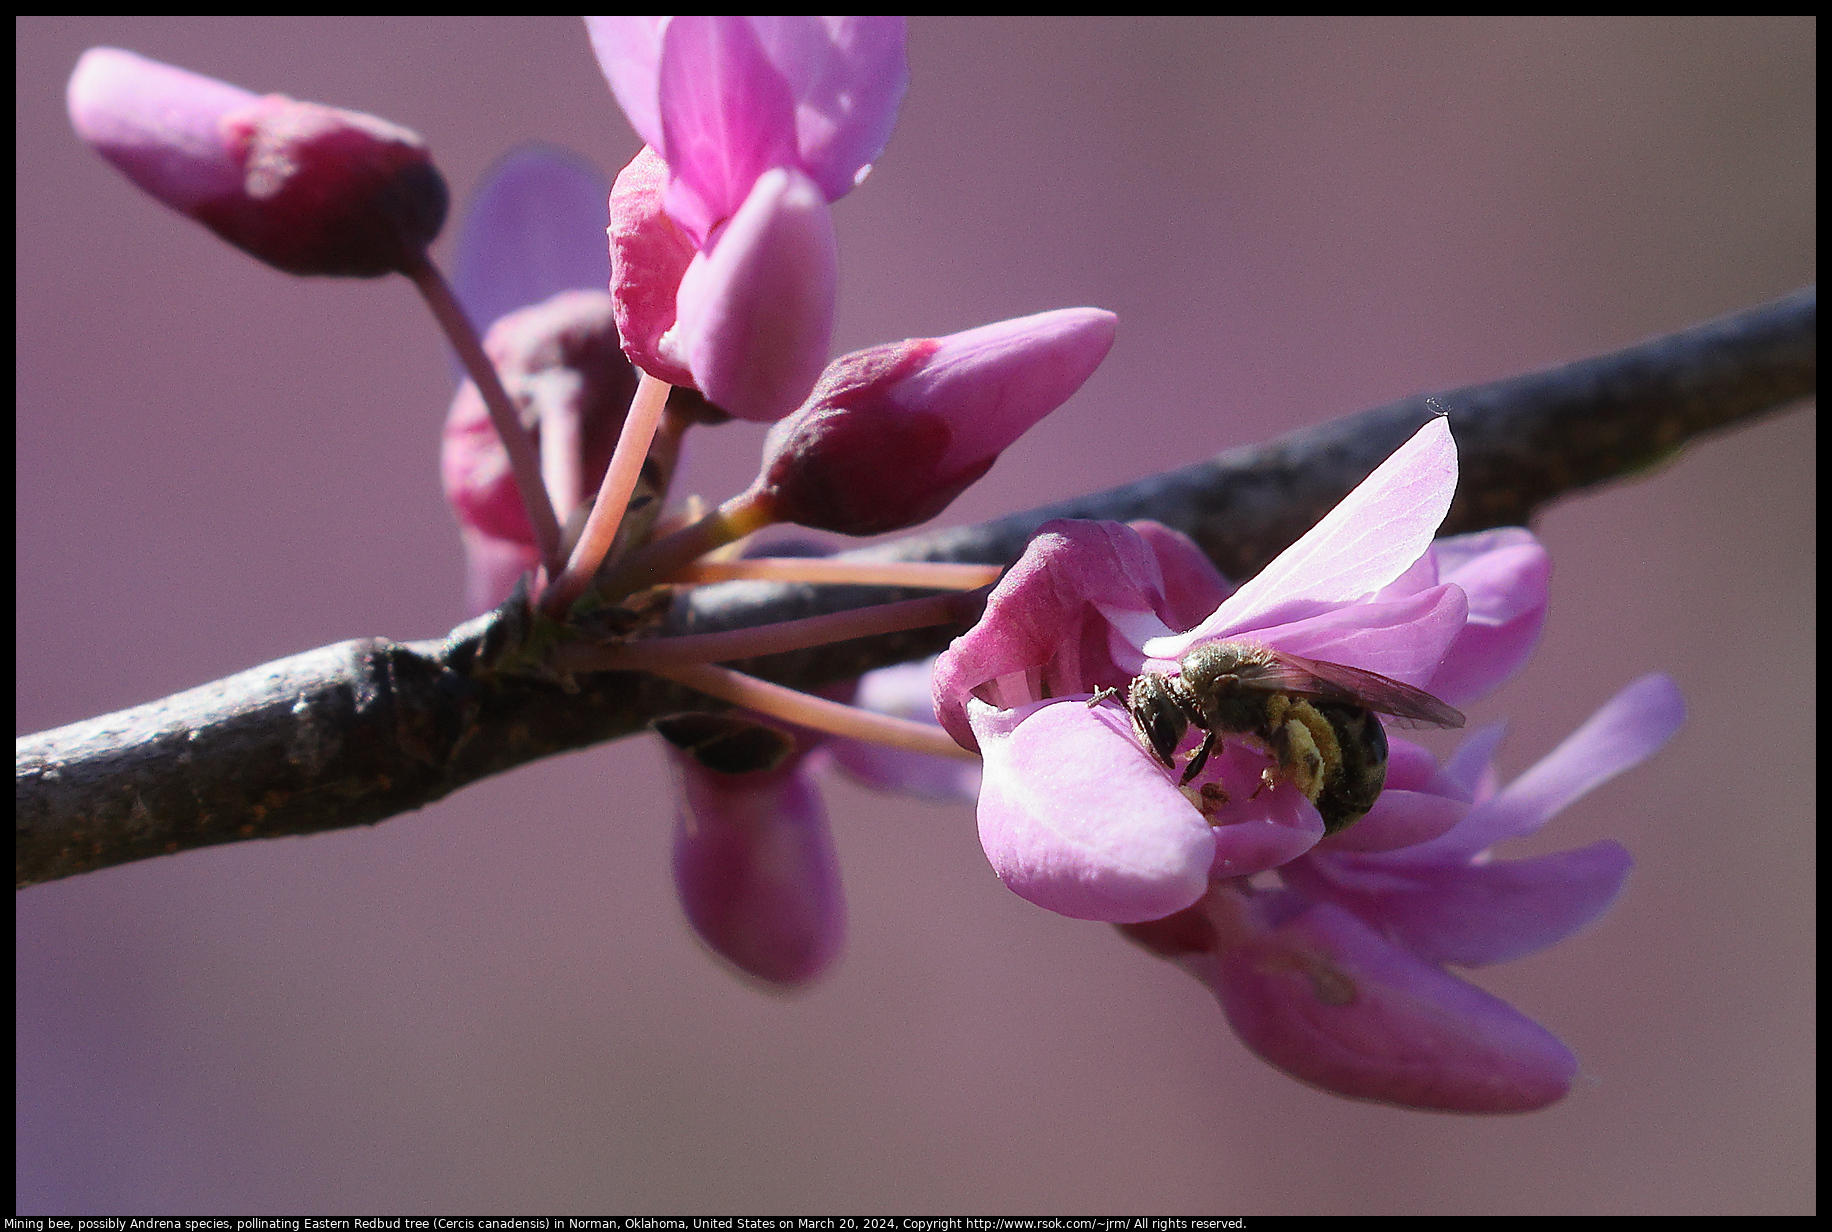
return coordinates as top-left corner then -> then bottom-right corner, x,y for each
416,257 -> 988,762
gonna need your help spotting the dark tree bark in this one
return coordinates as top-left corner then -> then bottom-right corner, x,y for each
16,287 -> 1815,889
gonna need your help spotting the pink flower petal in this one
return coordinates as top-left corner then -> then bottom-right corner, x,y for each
68,46 -> 253,210
583,17 -> 668,152
667,745 -> 844,988
1290,841 -> 1634,967
742,17 -> 908,201
888,308 -> 1117,476
969,698 -> 1214,922
606,147 -> 697,387
655,15 -> 802,245
1148,418 -> 1457,659
1201,895 -> 1577,1112
933,520 -> 1173,751
1422,533 -> 1551,704
667,167 -> 837,422
1247,582 -> 1471,689
1430,673 -> 1685,855
1127,520 -> 1236,631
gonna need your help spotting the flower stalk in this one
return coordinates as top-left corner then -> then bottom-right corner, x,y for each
667,558 -> 1002,590
540,371 -> 674,615
557,590 -> 982,674
650,662 -> 978,761
405,253 -> 562,570
593,487 -> 782,601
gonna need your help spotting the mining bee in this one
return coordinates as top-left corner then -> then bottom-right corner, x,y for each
1117,641 -> 1465,834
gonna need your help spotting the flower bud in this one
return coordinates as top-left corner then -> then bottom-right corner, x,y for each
753,307 -> 1118,534
441,290 -> 636,612
68,47 -> 447,277
663,729 -> 845,988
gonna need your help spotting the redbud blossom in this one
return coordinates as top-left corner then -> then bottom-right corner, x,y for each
1123,674 -> 1683,1112
663,715 -> 846,988
752,307 -> 1119,535
588,16 -> 907,419
67,47 -> 446,277
661,659 -> 979,989
933,420 -> 1539,922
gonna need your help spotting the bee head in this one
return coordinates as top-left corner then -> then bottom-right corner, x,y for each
1127,674 -> 1189,770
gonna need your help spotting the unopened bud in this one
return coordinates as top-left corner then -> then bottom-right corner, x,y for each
69,47 -> 447,277
753,307 -> 1118,534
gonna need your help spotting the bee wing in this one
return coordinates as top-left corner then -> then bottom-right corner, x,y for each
1237,650 -> 1466,729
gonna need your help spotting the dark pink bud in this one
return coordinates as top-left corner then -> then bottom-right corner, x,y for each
69,47 -> 446,277
752,307 -> 1117,534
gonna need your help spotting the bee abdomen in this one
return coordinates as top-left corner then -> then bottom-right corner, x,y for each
1312,703 -> 1388,834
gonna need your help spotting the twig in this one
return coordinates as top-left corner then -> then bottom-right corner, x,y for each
16,288 -> 1815,889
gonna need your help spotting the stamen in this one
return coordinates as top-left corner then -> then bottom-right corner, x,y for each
404,254 -> 561,570
541,372 -> 672,615
668,558 -> 1002,590
556,591 -> 978,673
649,662 -> 978,761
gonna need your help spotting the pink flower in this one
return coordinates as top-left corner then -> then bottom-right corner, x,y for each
932,419 -> 1549,922
751,308 -> 1120,535
587,16 -> 908,421
440,289 -> 634,615
67,47 -> 446,277
661,661 -> 979,988
1122,674 -> 1683,1111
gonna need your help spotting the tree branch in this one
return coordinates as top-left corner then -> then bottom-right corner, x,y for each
16,287 -> 1815,889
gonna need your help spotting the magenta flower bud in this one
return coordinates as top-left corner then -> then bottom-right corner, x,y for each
753,307 -> 1118,535
664,731 -> 845,988
68,47 -> 447,277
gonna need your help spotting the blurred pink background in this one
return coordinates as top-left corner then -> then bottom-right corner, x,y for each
16,16 -> 1814,1215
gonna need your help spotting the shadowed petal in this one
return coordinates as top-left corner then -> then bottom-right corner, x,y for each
827,659 -> 981,803
453,145 -> 611,343
1201,895 -> 1577,1112
1289,841 -> 1634,967
668,746 -> 844,988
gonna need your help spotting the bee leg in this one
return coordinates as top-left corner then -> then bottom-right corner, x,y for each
1179,729 -> 1219,786
1086,686 -> 1120,707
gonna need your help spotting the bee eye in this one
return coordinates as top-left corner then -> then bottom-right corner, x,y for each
1143,704 -> 1186,768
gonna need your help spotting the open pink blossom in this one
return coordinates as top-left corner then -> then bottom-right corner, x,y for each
588,16 -> 907,420
933,419 -> 1553,922
68,47 -> 446,277
1122,673 -> 1683,1111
